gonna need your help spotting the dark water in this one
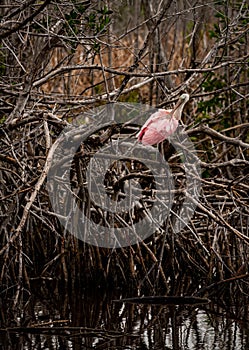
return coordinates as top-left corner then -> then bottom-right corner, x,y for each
1,289 -> 249,349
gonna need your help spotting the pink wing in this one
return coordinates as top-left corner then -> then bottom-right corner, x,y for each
137,109 -> 178,145
137,109 -> 171,141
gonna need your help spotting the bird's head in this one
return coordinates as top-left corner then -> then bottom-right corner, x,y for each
179,93 -> 189,103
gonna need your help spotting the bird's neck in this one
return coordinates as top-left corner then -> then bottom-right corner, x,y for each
172,104 -> 185,120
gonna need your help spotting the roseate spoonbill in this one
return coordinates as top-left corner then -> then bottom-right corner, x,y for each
137,93 -> 189,145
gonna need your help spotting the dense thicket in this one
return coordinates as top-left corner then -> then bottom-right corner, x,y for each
0,0 -> 248,326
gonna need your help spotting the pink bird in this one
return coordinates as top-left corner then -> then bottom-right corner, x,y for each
137,94 -> 189,145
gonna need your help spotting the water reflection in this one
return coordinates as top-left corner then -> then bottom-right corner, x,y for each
1,290 -> 249,349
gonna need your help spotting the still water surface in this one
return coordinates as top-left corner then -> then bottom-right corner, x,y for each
1,291 -> 249,349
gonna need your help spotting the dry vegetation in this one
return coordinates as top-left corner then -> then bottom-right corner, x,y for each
0,0 -> 249,327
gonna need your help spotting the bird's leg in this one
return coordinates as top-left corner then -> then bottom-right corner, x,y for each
157,142 -> 165,164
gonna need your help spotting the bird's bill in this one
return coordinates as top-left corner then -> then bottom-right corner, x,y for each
172,94 -> 189,112
169,94 -> 189,121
